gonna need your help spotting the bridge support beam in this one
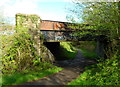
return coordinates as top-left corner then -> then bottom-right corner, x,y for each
96,40 -> 105,58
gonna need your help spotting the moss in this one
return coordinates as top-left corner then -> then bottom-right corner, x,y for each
16,13 -> 41,31
60,42 -> 77,59
15,13 -> 55,62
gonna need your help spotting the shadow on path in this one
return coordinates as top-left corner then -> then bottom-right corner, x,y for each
12,50 -> 96,86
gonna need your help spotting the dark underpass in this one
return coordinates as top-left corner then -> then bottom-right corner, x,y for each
44,42 -> 71,60
43,42 -> 67,61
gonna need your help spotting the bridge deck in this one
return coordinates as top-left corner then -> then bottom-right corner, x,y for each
40,20 -> 91,31
40,20 -> 106,42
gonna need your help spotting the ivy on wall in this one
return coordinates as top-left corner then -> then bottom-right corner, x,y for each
15,13 -> 54,62
15,13 -> 41,32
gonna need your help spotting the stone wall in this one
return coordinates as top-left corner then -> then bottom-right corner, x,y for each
16,13 -> 55,62
95,41 -> 105,58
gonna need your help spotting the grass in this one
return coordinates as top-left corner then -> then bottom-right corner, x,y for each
71,41 -> 99,60
67,57 -> 119,86
66,42 -> 119,86
2,66 -> 63,86
60,42 -> 77,59
1,34 -> 63,86
80,48 -> 99,60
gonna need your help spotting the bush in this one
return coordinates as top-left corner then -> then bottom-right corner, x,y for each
80,48 -> 99,60
1,31 -> 38,73
67,56 -> 119,86
60,42 -> 77,59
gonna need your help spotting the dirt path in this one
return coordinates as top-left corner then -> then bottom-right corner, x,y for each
13,50 -> 96,86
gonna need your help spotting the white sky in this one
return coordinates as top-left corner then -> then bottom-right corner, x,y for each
0,0 -> 74,24
1,0 -> 73,17
0,0 -> 119,24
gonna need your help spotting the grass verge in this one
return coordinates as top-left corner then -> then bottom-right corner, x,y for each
60,42 -> 77,59
67,57 -> 119,86
2,66 -> 62,86
80,48 -> 99,60
71,41 -> 98,60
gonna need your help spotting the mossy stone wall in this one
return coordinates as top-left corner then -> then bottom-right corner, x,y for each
16,13 -> 55,62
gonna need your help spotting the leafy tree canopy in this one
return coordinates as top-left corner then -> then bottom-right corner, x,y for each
67,1 -> 120,58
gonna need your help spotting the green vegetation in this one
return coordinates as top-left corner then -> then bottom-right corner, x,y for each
0,13 -> 61,86
66,2 -> 119,86
80,49 -> 98,60
60,42 -> 77,59
1,2 -> 119,86
71,41 -> 96,52
1,31 -> 37,73
71,2 -> 119,58
67,56 -> 119,86
71,41 -> 98,60
16,13 -> 40,29
1,29 -> 63,86
2,66 -> 62,86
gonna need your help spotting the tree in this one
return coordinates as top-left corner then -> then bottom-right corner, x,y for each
68,1 -> 120,58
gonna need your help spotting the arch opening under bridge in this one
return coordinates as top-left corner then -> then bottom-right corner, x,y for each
41,20 -> 107,59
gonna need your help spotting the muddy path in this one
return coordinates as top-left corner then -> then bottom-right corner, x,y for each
55,50 -> 96,70
12,50 -> 96,86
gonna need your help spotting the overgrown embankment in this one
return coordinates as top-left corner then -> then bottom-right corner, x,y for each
1,31 -> 63,86
1,14 -> 63,86
67,41 -> 119,86
60,42 -> 77,60
57,42 -> 77,60
67,56 -> 119,86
